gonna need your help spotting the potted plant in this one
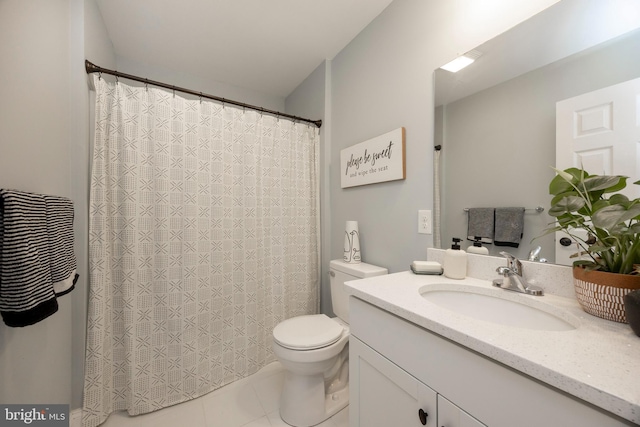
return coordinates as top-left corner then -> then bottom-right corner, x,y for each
545,167 -> 640,323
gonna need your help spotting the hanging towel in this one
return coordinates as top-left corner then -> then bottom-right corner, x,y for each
494,207 -> 525,247
466,208 -> 494,244
45,195 -> 78,296
0,189 -> 58,327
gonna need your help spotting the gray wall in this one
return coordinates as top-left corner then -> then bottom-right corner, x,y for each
326,0 -> 557,274
85,0 -> 116,68
0,0 -> 106,411
115,57 -> 285,112
285,62 -> 331,314
0,0 -> 85,407
441,28 -> 640,262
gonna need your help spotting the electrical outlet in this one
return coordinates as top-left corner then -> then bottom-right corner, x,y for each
418,210 -> 432,234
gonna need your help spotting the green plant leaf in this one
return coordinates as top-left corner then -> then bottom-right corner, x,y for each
548,196 -> 586,216
591,199 -> 611,212
550,191 -> 579,206
592,204 -> 640,229
557,214 -> 584,228
542,167 -> 640,274
573,259 -> 598,270
609,194 -> 630,206
549,174 -> 574,195
549,167 -> 587,194
583,175 -> 627,193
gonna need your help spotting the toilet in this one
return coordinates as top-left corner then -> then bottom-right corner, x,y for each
272,259 -> 388,427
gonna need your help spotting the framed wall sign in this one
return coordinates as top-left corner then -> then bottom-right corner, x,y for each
340,127 -> 406,188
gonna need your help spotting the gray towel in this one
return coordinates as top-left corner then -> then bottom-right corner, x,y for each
494,207 -> 525,247
467,208 -> 494,244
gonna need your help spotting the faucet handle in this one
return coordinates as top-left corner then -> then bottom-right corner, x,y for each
499,251 -> 522,275
496,266 -> 510,276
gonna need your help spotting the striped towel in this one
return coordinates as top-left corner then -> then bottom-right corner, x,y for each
0,190 -> 58,326
0,190 -> 78,327
45,195 -> 78,296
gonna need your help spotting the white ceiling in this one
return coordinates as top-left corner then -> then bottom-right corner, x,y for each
96,0 -> 395,98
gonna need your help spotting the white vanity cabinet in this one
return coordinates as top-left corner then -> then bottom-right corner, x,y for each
351,335 -> 485,427
349,296 -> 634,427
350,336 -> 438,426
437,395 -> 485,427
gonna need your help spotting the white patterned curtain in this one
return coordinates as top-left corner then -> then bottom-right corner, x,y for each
83,76 -> 319,427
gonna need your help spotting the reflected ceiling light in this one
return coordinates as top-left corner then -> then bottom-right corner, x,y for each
440,50 -> 482,72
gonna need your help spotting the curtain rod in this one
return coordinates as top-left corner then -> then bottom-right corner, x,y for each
84,60 -> 322,128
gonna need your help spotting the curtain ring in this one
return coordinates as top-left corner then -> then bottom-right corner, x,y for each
145,79 -> 149,92
98,72 -> 102,81
199,92 -> 203,104
115,75 -> 119,84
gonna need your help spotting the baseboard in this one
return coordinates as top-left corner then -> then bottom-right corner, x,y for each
70,408 -> 82,427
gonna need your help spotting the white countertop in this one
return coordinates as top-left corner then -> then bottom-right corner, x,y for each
344,271 -> 640,424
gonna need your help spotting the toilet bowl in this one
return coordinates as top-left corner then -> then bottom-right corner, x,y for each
272,260 -> 387,427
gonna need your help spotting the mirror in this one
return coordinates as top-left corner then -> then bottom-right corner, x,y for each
434,0 -> 640,263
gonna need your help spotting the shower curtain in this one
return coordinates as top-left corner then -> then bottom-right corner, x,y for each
83,76 -> 319,427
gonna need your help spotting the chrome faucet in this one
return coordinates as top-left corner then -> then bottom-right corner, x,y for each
527,246 -> 548,263
492,251 -> 544,296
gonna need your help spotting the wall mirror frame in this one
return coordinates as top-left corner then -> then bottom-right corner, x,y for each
434,0 -> 640,264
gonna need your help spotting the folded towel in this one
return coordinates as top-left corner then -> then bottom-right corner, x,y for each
466,208 -> 494,244
0,190 -> 58,327
494,207 -> 525,247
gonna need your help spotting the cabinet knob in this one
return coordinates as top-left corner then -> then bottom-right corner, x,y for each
418,408 -> 428,425
559,237 -> 572,247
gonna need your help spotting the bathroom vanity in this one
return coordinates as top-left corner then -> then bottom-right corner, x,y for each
345,254 -> 640,427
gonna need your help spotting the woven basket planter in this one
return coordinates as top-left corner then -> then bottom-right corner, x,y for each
573,266 -> 640,323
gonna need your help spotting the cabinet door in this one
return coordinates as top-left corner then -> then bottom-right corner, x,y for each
438,395 -> 486,427
351,336 -> 437,427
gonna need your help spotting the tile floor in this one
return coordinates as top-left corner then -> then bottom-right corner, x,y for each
100,362 -> 349,427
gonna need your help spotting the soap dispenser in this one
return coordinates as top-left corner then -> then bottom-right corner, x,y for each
467,236 -> 489,255
444,237 -> 467,279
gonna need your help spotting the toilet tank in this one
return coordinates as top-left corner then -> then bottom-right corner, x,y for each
329,259 -> 387,324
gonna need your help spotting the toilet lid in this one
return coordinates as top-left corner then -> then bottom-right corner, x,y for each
273,314 -> 344,350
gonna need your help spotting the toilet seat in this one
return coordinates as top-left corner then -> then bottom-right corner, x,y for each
273,314 -> 344,350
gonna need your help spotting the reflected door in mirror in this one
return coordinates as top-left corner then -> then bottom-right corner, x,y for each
555,76 -> 640,265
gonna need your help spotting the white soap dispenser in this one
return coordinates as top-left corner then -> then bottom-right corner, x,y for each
467,236 -> 489,255
444,237 -> 467,279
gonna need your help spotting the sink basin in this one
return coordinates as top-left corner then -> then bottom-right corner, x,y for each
420,286 -> 578,331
